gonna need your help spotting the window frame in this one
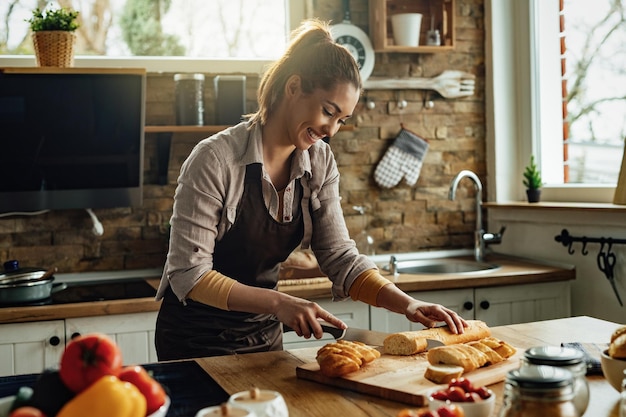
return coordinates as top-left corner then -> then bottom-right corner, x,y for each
485,0 -> 617,203
0,1 -> 309,74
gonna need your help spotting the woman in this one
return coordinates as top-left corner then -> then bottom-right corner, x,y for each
155,19 -> 467,361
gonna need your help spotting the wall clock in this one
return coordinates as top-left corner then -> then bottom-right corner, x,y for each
330,1 -> 375,81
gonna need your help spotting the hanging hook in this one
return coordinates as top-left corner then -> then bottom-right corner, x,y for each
567,241 -> 575,255
581,238 -> 588,256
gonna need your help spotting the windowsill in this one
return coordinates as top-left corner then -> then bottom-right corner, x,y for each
483,201 -> 626,212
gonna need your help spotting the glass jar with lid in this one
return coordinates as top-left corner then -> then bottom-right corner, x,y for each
498,365 -> 579,417
521,345 -> 589,416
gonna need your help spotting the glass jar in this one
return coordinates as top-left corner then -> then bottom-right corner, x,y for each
521,345 -> 589,416
619,369 -> 626,417
498,365 -> 579,417
174,73 -> 205,126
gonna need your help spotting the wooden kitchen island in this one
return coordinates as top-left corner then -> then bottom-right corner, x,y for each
0,316 -> 621,416
194,316 -> 620,417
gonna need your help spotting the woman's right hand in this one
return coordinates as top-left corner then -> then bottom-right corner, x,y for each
276,294 -> 346,340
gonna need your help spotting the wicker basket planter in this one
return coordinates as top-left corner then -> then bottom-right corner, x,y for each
32,31 -> 76,67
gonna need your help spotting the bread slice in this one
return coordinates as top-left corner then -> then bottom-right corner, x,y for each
480,336 -> 517,359
424,364 -> 464,384
383,320 -> 491,356
467,340 -> 504,365
427,344 -> 489,372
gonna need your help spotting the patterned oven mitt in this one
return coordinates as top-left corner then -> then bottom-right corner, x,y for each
374,128 -> 429,188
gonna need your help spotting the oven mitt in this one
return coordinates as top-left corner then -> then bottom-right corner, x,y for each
374,128 -> 429,188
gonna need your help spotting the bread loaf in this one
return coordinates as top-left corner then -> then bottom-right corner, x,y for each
466,340 -> 504,365
316,340 -> 381,377
423,364 -> 464,384
383,320 -> 491,355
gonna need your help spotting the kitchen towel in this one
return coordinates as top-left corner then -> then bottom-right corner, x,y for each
374,128 -> 429,188
561,342 -> 605,375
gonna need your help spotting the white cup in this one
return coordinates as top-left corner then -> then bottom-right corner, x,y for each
195,403 -> 257,417
228,388 -> 288,417
391,13 -> 423,47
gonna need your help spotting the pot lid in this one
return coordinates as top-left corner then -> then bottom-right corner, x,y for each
524,345 -> 584,366
0,260 -> 52,286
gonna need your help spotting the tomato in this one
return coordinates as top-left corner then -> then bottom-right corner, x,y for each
436,404 -> 465,417
119,365 -> 167,415
449,377 -> 473,393
474,386 -> 491,399
59,333 -> 123,393
446,386 -> 466,403
430,390 -> 449,401
8,406 -> 47,417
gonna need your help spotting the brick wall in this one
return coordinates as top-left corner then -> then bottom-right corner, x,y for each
0,0 -> 486,273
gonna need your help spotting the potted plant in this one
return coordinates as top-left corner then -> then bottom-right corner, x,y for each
28,6 -> 79,67
523,155 -> 543,203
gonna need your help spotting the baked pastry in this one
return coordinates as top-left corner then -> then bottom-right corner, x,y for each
479,336 -> 517,358
383,320 -> 491,355
610,325 -> 626,343
423,364 -> 464,384
609,333 -> 626,359
316,340 -> 381,377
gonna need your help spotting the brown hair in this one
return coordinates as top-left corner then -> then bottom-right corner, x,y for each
249,19 -> 362,126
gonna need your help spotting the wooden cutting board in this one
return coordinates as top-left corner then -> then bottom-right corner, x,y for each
296,348 -> 523,406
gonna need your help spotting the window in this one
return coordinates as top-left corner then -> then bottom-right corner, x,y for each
486,0 -> 625,203
0,0 -> 308,73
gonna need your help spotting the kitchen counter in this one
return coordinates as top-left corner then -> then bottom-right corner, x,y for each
0,316 -> 619,417
0,252 -> 574,324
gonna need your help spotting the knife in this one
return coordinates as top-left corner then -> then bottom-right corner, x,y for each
282,322 -> 444,349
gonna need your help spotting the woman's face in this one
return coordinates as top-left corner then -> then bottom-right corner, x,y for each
285,77 -> 360,150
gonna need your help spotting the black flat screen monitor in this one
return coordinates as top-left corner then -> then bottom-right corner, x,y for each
0,68 -> 145,213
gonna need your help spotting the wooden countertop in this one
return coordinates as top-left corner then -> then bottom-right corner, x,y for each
195,316 -> 621,417
0,254 -> 574,324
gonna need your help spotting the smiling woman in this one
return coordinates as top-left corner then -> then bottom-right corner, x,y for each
0,0 -> 309,73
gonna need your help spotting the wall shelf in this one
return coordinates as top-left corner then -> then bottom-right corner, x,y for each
369,0 -> 456,53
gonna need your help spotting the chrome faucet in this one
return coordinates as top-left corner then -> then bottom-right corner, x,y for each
389,255 -> 399,278
448,170 -> 505,261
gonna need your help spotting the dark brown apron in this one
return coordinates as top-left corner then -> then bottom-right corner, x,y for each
156,163 -> 304,360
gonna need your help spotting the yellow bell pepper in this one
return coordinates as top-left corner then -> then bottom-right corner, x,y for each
57,375 -> 147,417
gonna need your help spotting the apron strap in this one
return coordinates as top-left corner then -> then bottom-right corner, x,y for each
299,176 -> 313,250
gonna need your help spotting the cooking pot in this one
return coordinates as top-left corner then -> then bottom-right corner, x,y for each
0,260 -> 67,304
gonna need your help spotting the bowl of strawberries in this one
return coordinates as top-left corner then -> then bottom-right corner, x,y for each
428,377 -> 495,417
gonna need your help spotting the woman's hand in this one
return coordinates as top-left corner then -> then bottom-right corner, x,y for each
275,294 -> 346,340
404,299 -> 468,334
376,284 -> 468,334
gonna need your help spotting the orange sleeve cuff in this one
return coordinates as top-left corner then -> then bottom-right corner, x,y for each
187,270 -> 236,310
349,269 -> 393,307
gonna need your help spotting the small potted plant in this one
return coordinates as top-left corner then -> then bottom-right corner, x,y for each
523,155 -> 543,203
28,6 -> 80,67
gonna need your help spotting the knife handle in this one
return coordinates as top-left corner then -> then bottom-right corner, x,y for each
282,322 -> 345,340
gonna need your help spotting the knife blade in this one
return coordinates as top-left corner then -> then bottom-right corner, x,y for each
282,322 -> 444,349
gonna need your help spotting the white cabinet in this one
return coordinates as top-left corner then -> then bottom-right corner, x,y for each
66,311 -> 158,365
0,311 -> 158,377
370,281 -> 571,332
282,299 -> 370,350
0,320 -> 65,377
473,281 -> 571,326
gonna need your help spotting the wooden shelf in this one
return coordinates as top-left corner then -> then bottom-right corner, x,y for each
369,0 -> 456,53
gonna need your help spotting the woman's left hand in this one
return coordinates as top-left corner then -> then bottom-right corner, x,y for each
404,299 -> 468,334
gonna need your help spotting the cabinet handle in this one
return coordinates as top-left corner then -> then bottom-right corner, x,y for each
49,336 -> 61,346
70,332 -> 81,339
463,301 -> 474,311
480,300 -> 490,310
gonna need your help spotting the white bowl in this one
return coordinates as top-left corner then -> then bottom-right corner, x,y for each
0,396 -> 15,417
149,395 -> 171,417
195,403 -> 257,417
601,349 -> 626,392
429,389 -> 496,417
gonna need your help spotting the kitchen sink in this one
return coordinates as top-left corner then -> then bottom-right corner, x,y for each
383,257 -> 500,275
